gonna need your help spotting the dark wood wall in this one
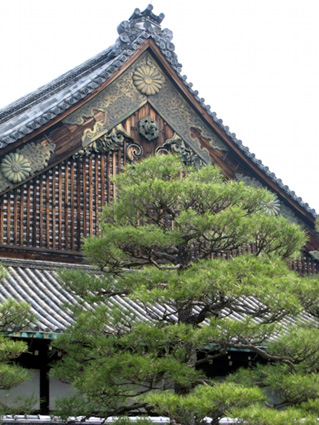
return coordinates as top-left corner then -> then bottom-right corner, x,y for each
0,151 -> 123,257
0,106 -> 177,262
0,104 -> 318,272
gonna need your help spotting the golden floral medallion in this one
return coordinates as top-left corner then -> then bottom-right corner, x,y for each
262,195 -> 281,216
133,65 -> 163,95
1,153 -> 32,183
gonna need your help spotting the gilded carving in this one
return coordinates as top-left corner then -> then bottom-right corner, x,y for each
1,153 -> 31,184
126,143 -> 144,162
63,52 -> 224,164
279,203 -> 299,225
148,64 -> 227,162
133,65 -> 163,95
63,65 -> 146,128
309,251 -> 319,261
74,125 -> 132,158
235,173 -> 299,223
62,56 -> 158,147
262,196 -> 281,216
0,141 -> 55,192
24,141 -> 56,172
138,117 -> 159,141
235,173 -> 263,190
236,173 -> 280,216
156,133 -> 205,168
190,126 -> 227,152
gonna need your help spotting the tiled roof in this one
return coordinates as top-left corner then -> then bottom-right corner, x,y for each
0,258 -> 316,339
0,5 -> 316,218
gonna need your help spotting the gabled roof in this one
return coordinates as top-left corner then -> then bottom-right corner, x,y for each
0,5 -> 316,219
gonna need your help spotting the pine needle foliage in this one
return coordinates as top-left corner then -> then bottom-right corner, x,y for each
54,155 -> 319,424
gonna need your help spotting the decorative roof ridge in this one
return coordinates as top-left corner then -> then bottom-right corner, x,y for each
0,5 -> 316,218
0,46 -> 118,125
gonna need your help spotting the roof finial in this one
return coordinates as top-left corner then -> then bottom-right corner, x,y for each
129,4 -> 165,25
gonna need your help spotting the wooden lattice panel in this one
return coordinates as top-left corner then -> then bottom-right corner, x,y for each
0,150 -> 125,257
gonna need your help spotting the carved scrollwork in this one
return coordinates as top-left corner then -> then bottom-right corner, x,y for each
156,133 -> 205,168
138,116 -> 159,141
74,125 -> 132,158
126,143 -> 144,162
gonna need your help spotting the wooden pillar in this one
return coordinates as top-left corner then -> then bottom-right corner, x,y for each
39,341 -> 50,414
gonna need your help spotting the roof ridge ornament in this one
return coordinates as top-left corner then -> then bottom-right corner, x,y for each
129,4 -> 165,25
117,4 -> 167,42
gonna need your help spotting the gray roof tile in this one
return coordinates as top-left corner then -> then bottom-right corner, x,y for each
0,258 -> 317,339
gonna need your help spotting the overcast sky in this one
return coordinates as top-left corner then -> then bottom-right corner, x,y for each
0,0 -> 318,213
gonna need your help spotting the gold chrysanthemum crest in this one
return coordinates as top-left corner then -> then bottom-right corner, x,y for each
262,195 -> 281,216
1,153 -> 32,184
133,65 -> 163,95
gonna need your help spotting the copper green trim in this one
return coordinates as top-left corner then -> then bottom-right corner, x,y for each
6,331 -> 60,340
203,343 -> 266,352
5,332 -> 265,351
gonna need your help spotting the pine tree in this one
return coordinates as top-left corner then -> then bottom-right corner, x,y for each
53,155 -> 319,425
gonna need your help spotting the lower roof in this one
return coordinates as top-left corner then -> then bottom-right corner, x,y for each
0,258 -> 316,341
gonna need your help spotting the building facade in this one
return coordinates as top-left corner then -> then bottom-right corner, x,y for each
0,4 -> 318,414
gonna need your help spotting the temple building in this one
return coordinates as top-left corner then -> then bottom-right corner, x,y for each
0,4 -> 318,415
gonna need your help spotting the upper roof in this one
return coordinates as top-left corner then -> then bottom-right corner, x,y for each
0,4 -> 317,219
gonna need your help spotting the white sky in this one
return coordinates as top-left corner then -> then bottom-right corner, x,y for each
0,0 -> 318,213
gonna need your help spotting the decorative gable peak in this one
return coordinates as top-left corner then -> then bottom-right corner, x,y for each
115,5 -> 178,69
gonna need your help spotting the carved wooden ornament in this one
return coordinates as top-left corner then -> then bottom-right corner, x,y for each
138,116 -> 159,141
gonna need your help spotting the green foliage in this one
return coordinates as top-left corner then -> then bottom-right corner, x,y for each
145,383 -> 265,425
0,265 -> 6,280
53,155 -> 319,424
0,299 -> 34,331
0,394 -> 37,416
0,268 -> 35,413
231,404 -> 318,425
